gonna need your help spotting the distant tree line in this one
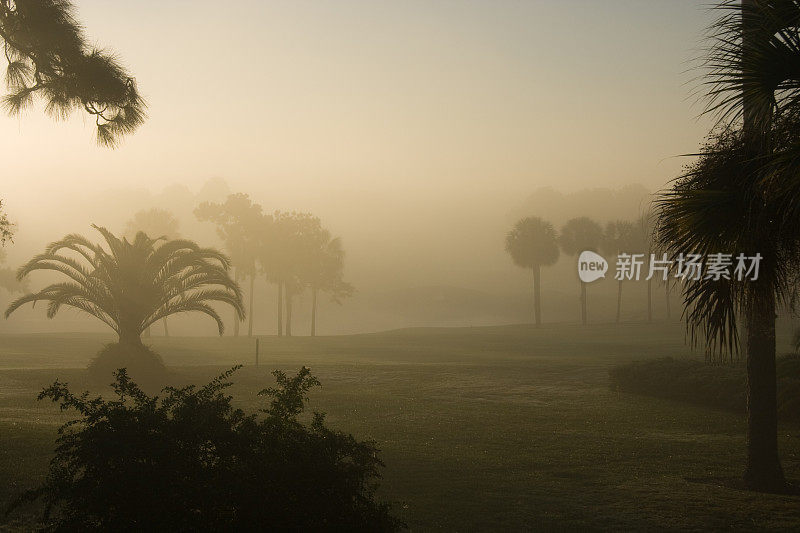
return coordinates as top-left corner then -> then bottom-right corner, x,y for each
195,194 -> 353,337
505,213 -> 668,326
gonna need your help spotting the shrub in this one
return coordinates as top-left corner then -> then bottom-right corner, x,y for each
8,366 -> 403,531
86,343 -> 167,391
610,356 -> 800,423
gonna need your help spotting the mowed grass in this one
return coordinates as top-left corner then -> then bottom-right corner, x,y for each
1,323 -> 800,530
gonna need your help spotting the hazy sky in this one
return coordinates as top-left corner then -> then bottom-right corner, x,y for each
3,1 -> 714,206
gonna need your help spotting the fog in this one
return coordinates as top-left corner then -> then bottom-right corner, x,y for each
1,1 -> 716,335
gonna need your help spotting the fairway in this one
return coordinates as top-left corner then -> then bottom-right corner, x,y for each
1,322 -> 799,530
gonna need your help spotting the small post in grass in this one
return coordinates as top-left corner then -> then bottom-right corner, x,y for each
255,337 -> 259,367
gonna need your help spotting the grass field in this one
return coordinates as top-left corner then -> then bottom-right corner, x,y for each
2,322 -> 799,530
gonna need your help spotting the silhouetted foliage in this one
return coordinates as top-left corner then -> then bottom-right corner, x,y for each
123,209 -> 182,337
559,217 -> 602,326
681,0 -> 800,492
505,217 -> 559,326
0,0 -> 146,146
5,225 -> 244,347
8,366 -> 403,531
0,199 -> 12,245
86,343 -> 167,391
195,194 -> 264,337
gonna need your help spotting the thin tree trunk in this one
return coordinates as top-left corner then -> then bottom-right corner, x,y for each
311,286 -> 317,336
248,274 -> 254,337
647,278 -> 653,323
616,280 -> 622,323
163,317 -> 169,337
277,281 -> 283,336
233,269 -> 241,337
532,265 -> 542,327
743,289 -> 785,491
285,288 -> 293,337
665,280 -> 671,320
580,281 -> 587,326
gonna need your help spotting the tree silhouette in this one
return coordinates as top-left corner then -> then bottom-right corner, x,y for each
196,194 -> 263,337
0,199 -> 12,245
303,234 -> 354,336
0,0 -> 146,147
601,220 -> 636,323
8,366 -> 402,530
124,208 -> 181,337
5,226 -> 244,348
559,217 -> 603,326
634,212 -> 655,323
505,217 -> 560,326
0,248 -> 26,294
656,0 -> 800,492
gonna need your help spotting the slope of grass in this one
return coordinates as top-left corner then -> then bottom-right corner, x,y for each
1,323 -> 799,530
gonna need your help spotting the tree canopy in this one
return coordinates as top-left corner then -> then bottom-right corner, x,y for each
0,0 -> 146,146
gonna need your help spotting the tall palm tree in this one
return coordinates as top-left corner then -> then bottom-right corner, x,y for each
663,0 -> 800,492
559,217 -> 603,326
634,212 -> 655,323
601,220 -> 636,323
5,226 -> 244,347
262,211 -> 322,337
305,236 -> 354,336
124,208 -> 181,337
505,217 -> 560,326
195,194 -> 263,337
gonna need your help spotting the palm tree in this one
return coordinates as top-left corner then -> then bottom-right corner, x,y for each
601,220 -> 636,323
634,212 -> 655,323
124,208 -> 181,337
505,217 -> 560,326
656,119 -> 800,493
559,217 -> 603,326
195,194 -> 263,337
5,226 -> 244,347
262,211 -> 324,337
305,236 -> 354,336
660,0 -> 800,492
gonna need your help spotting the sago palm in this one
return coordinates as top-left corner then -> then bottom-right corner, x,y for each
505,217 -> 560,326
5,226 -> 244,346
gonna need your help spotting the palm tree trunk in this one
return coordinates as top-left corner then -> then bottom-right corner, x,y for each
580,281 -> 587,326
248,274 -> 254,337
285,288 -> 293,337
665,280 -> 671,320
234,269 -> 241,337
119,327 -> 143,348
743,289 -> 785,491
162,317 -> 169,337
647,278 -> 653,323
277,281 -> 283,337
311,286 -> 317,336
740,0 -> 784,492
532,266 -> 542,327
616,280 -> 622,323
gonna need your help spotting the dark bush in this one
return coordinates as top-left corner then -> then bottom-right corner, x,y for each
8,366 -> 403,531
610,356 -> 800,423
86,343 -> 167,391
